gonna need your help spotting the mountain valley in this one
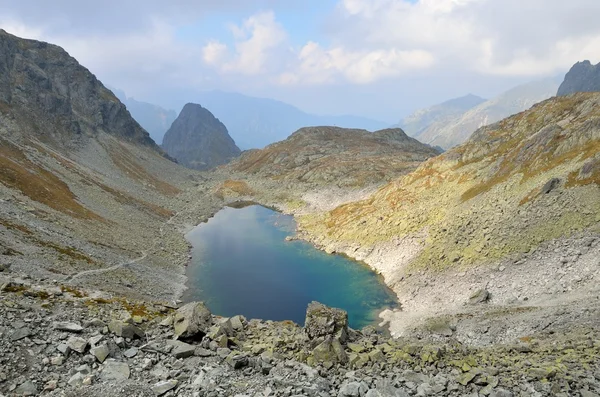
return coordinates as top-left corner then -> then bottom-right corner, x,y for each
0,29 -> 598,397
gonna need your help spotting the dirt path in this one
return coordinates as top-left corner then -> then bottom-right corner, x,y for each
65,211 -> 179,283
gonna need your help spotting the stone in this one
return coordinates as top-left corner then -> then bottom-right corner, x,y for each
50,356 -> 64,365
152,380 -> 178,396
101,360 -> 130,380
10,327 -> 32,341
15,380 -> 38,396
90,344 -> 110,363
338,381 -> 368,397
457,371 -> 478,386
123,347 -> 138,358
68,373 -> 84,386
195,347 -> 213,357
312,337 -> 348,364
173,301 -> 212,339
368,349 -> 385,362
468,289 -> 490,305
88,335 -> 104,346
226,353 -> 249,369
159,316 -> 173,327
67,336 -> 88,354
56,343 -> 71,356
541,178 -> 561,194
53,322 -> 83,333
230,315 -> 245,331
108,320 -> 144,339
166,340 -> 196,359
489,389 -> 514,397
304,301 -> 348,345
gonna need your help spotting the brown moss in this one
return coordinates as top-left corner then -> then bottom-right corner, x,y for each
30,141 -> 174,219
60,285 -> 88,298
215,180 -> 254,199
0,218 -> 33,235
0,139 -> 103,220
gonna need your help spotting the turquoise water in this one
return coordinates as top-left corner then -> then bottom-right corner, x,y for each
183,205 -> 398,329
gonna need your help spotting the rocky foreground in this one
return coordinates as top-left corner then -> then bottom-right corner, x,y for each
1,272 -> 599,397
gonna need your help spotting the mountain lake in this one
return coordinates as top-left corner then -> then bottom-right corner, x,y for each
183,205 -> 398,329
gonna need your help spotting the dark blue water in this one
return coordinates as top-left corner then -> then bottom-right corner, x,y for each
183,205 -> 398,329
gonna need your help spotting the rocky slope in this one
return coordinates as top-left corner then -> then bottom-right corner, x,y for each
111,88 -> 177,145
557,60 -> 600,96
398,94 -> 486,137
298,93 -> 600,338
0,29 -> 216,303
1,275 -> 598,397
229,127 -> 439,189
162,103 -> 241,170
413,79 -> 559,149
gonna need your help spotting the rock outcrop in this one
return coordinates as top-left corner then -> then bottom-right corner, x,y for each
0,29 -> 162,151
162,103 -> 241,170
230,126 -> 440,188
557,60 -> 600,96
173,302 -> 212,340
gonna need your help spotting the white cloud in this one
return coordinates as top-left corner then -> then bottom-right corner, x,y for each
280,42 -> 435,85
203,11 -> 288,75
329,0 -> 600,77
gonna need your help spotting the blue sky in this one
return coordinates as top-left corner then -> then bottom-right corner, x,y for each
1,0 -> 599,122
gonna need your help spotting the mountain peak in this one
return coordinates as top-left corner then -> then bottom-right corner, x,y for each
557,60 -> 600,96
0,29 -> 162,152
162,103 -> 241,170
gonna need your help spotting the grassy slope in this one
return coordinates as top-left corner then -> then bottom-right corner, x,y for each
299,93 -> 600,272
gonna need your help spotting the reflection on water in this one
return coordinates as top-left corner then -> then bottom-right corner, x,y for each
183,205 -> 398,329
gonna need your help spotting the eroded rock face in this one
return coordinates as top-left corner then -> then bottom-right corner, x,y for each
162,103 -> 241,170
304,301 -> 349,346
173,301 -> 212,340
558,60 -> 600,96
0,29 -> 161,151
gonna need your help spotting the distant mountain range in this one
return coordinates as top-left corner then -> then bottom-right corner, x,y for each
398,78 -> 561,149
112,89 -> 389,149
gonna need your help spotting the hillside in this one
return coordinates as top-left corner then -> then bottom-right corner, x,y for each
413,78 -> 559,149
299,93 -> 600,336
0,29 -> 209,301
230,127 -> 440,188
188,91 -> 389,149
399,94 -> 486,137
162,103 -> 241,170
111,88 -> 177,144
557,60 -> 600,96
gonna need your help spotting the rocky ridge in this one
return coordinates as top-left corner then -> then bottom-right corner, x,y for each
229,127 -> 439,188
557,61 -> 600,96
162,103 -> 241,170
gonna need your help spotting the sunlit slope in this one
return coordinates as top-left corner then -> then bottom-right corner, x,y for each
300,93 -> 600,271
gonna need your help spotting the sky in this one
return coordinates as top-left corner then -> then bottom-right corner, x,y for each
2,0 -> 600,122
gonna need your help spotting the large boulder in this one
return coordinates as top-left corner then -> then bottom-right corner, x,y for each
173,302 -> 212,339
304,301 -> 349,346
312,336 -> 348,365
